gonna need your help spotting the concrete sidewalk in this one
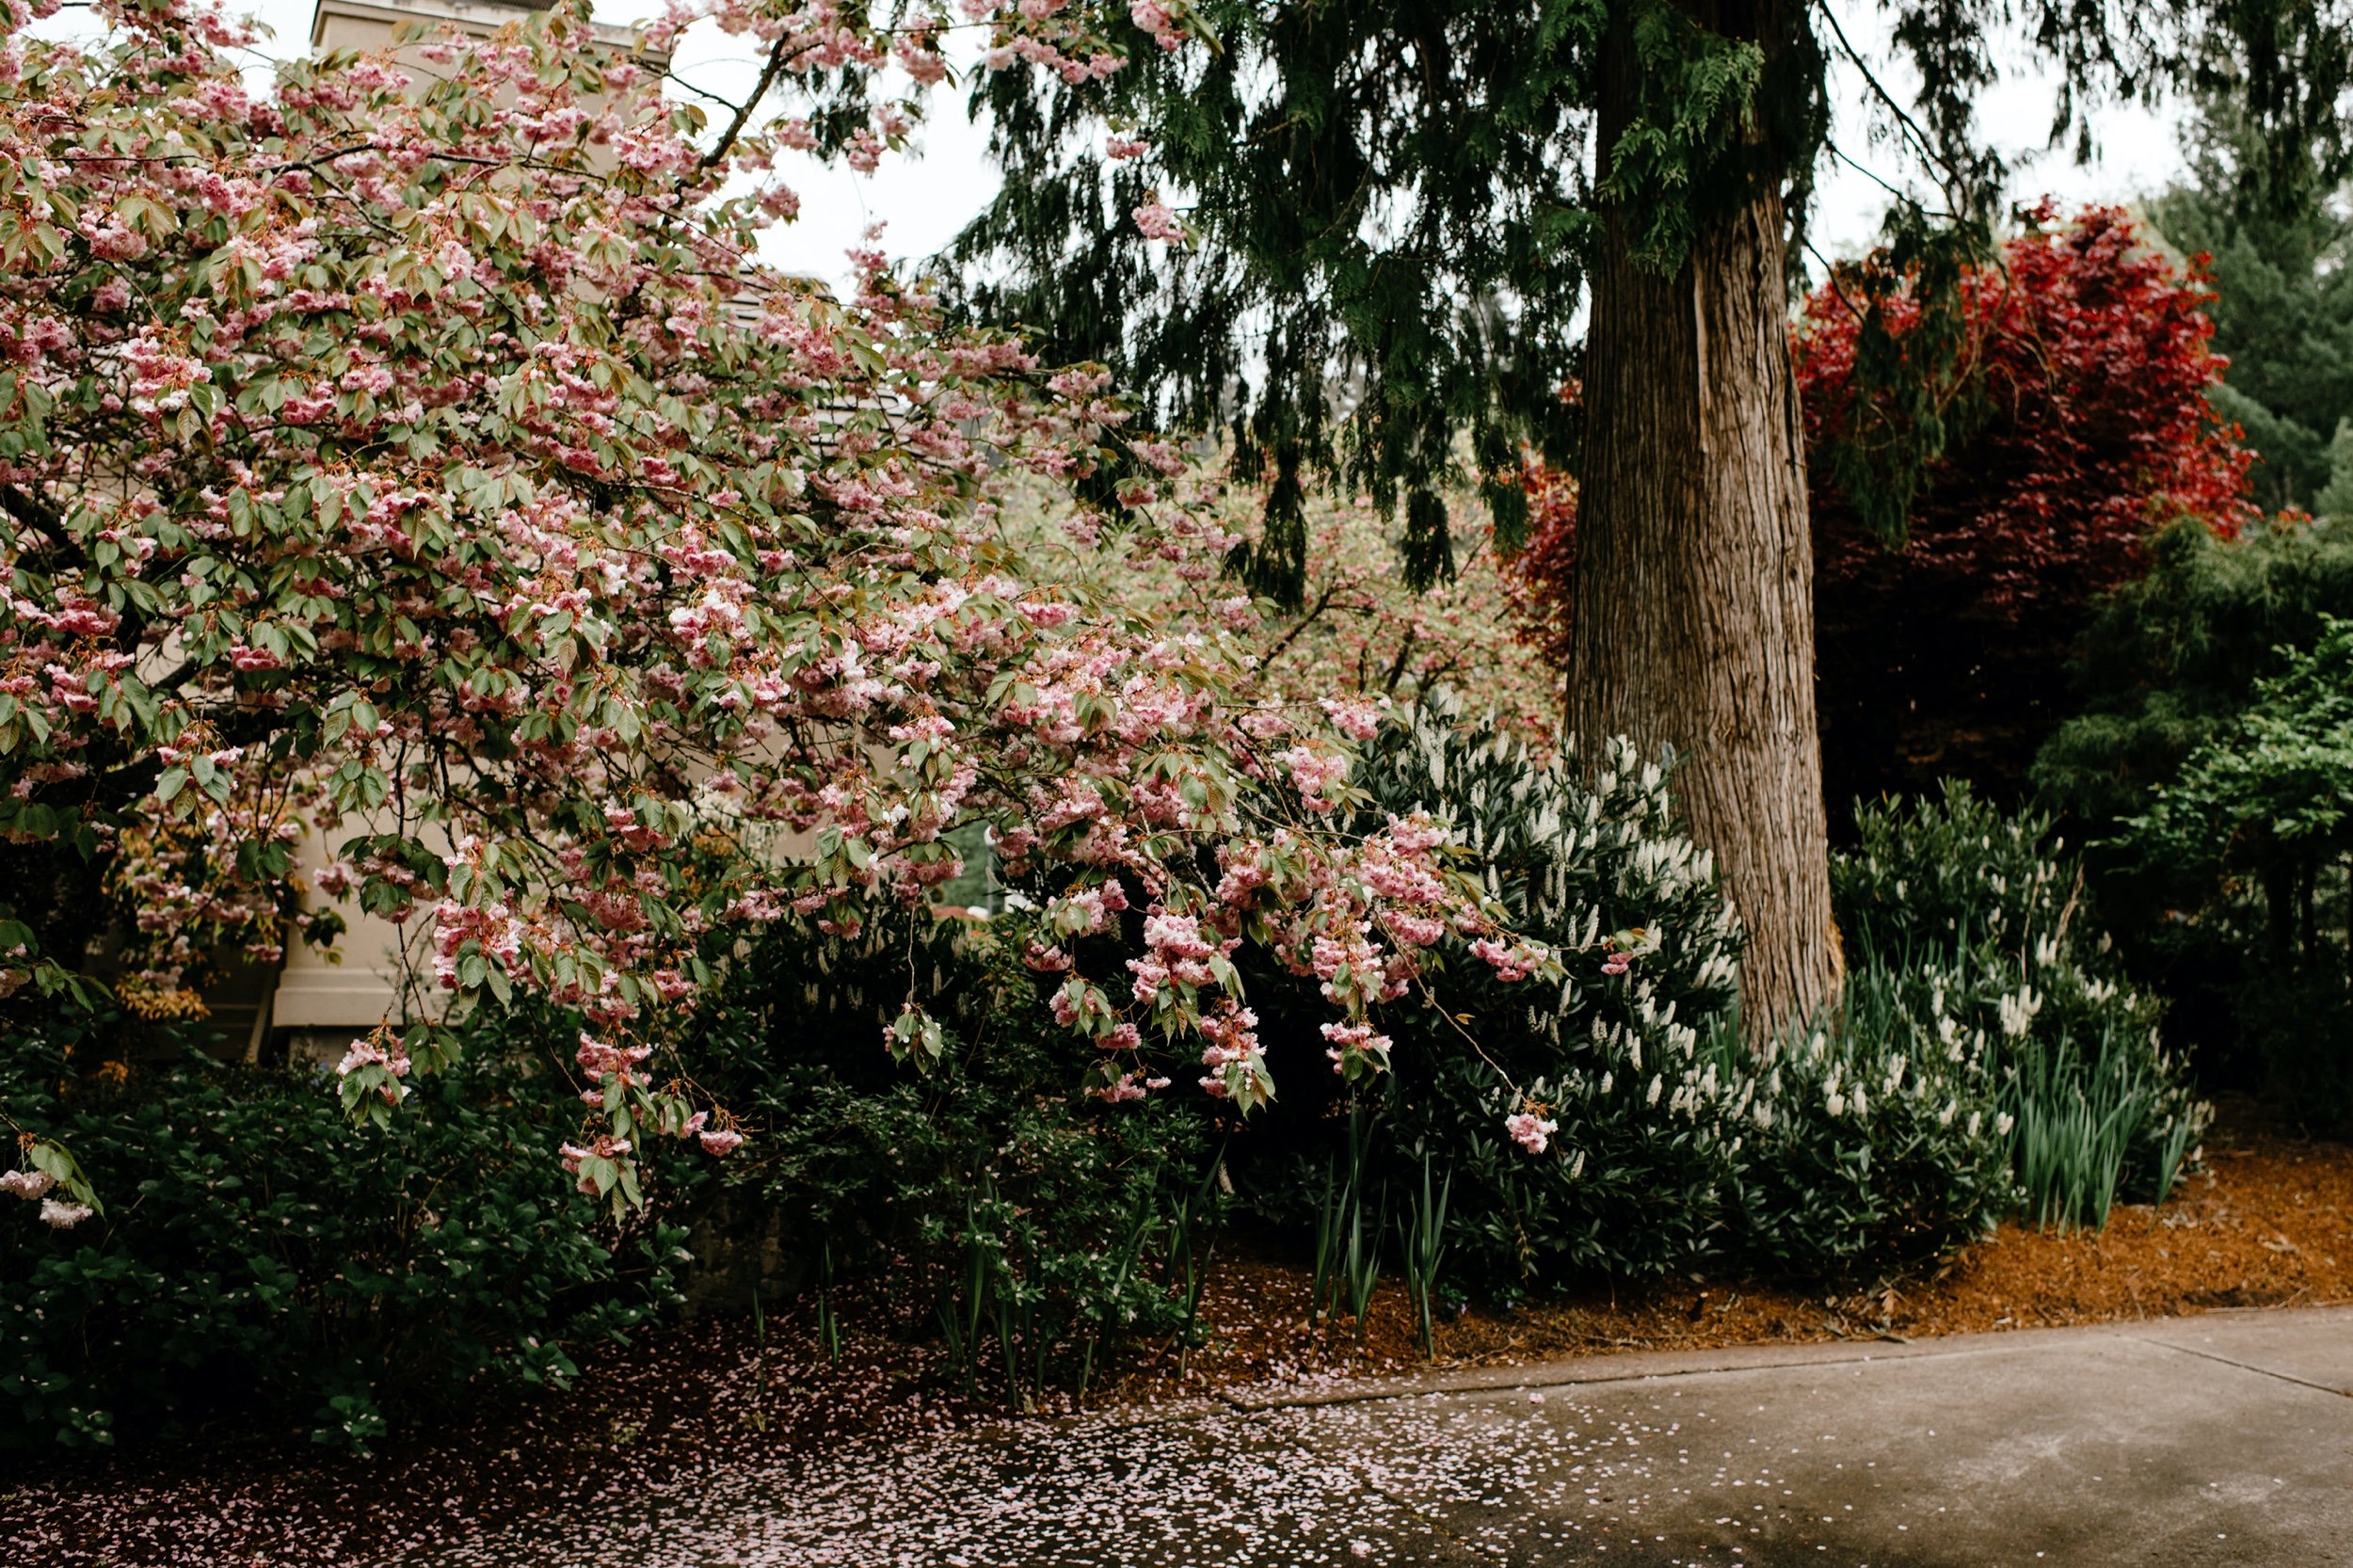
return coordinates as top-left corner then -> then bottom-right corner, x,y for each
411,1306 -> 2353,1568
1241,1307 -> 2353,1567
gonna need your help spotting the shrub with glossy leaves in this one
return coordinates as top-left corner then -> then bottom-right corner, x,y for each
673,906 -> 1222,1405
2036,515 -> 2353,826
2036,513 -> 2353,1101
0,1005 -> 684,1452
1728,976 -> 2015,1273
1267,716 -> 2199,1288
2118,617 -> 2353,1121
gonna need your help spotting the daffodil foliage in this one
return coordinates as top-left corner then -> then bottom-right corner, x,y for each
0,0 -> 1534,1203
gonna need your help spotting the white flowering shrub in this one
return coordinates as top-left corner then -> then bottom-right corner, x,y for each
1342,700 -> 1751,1284
1282,717 -> 2192,1288
1832,784 -> 2208,1229
1729,969 -> 2019,1271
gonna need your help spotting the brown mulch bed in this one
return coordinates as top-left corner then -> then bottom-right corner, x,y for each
1113,1105 -> 2353,1397
4,1112 -> 2347,1565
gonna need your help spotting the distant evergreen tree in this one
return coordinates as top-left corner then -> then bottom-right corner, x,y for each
2316,419 -> 2353,519
2149,102 -> 2353,512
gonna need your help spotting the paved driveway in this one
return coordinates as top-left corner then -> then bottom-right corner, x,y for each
399,1307 -> 2353,1568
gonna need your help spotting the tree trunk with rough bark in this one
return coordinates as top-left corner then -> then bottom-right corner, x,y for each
1570,8 -> 1841,1047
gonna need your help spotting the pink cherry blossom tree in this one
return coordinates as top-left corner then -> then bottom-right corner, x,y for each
0,0 -> 1536,1215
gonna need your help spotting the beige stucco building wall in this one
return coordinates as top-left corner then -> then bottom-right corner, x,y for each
311,0 -> 643,60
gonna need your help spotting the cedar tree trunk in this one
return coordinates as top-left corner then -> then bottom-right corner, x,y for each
1570,8 -> 1841,1047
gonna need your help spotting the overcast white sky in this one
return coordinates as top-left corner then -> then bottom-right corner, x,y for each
133,0 -> 2193,290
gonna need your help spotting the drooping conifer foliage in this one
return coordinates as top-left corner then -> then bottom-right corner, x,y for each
951,5 -> 1596,598
946,0 -> 2349,577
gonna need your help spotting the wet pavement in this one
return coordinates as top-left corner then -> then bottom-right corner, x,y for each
390,1306 -> 2353,1568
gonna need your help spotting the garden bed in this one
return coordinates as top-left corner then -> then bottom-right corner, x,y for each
4,1109 -> 2345,1567
1155,1101 -> 2352,1392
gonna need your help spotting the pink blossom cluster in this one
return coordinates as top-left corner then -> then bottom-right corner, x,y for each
1276,744 -> 1352,809
558,1134 -> 634,1196
1048,877 -> 1129,936
5,1140 -> 99,1227
431,900 -> 529,992
1473,937 -> 1546,982
1128,0 -> 1188,51
574,1031 -> 655,1097
1318,696 -> 1385,741
334,1032 -> 412,1106
1087,1068 -> 1169,1102
1133,200 -> 1186,242
1505,1109 -> 1559,1155
1,1167 -> 54,1199
1319,1019 -> 1391,1075
1195,1000 -> 1265,1099
1128,909 -> 1231,999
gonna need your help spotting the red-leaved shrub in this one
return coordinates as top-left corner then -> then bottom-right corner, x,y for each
1508,203 -> 2256,822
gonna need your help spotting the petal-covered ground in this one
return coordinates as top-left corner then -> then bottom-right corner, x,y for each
385,1308 -> 2353,1567
3,1113 -> 2345,1566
